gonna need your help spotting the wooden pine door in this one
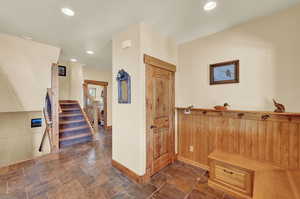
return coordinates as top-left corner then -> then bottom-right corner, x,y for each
145,55 -> 176,176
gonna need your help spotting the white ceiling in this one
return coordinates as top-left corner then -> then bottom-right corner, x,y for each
0,0 -> 299,69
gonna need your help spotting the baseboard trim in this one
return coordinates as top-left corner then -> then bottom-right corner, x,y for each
112,160 -> 149,184
177,156 -> 210,171
106,126 -> 112,130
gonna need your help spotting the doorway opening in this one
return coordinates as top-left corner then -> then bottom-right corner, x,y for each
83,80 -> 108,129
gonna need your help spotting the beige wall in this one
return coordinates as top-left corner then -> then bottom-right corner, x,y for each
177,5 -> 300,112
112,23 -> 177,175
83,67 -> 112,126
58,62 -> 85,106
112,24 -> 143,175
0,111 -> 50,167
0,33 -> 60,112
58,64 -> 70,100
69,62 -> 84,106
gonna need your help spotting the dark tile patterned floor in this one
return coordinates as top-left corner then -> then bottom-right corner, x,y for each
0,128 -> 238,199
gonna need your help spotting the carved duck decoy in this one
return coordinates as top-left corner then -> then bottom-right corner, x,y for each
273,99 -> 285,113
214,103 -> 230,111
184,105 -> 194,114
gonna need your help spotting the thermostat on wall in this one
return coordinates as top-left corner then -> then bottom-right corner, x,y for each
122,40 -> 132,49
31,118 -> 42,128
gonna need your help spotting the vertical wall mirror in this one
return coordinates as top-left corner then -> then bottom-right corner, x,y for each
117,69 -> 131,104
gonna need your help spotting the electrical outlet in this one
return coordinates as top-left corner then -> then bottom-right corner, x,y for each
189,146 -> 194,152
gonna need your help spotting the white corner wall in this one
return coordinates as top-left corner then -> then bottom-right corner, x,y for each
112,24 -> 144,175
177,5 -> 300,112
0,33 -> 60,112
69,62 -> 84,106
112,23 -> 177,175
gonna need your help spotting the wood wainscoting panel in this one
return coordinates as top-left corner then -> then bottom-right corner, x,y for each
177,108 -> 300,170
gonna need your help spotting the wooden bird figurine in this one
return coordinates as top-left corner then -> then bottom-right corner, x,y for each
214,103 -> 230,111
273,99 -> 285,113
184,105 -> 194,114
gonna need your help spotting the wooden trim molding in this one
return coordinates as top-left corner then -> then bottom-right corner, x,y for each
51,64 -> 59,152
84,80 -> 108,86
83,80 -> 108,129
106,126 -> 112,130
144,54 -> 176,72
78,101 -> 96,135
176,107 -> 300,122
112,160 -> 149,184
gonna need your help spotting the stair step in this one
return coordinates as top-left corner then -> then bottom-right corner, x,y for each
62,110 -> 81,114
60,125 -> 89,133
60,121 -> 87,129
61,107 -> 81,111
60,119 -> 85,124
60,115 -> 84,121
59,132 -> 91,141
59,126 -> 91,138
60,104 -> 79,109
59,100 -> 77,103
59,135 -> 93,148
60,113 -> 82,117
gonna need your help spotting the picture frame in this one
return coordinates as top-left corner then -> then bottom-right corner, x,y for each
58,65 -> 67,76
210,60 -> 239,85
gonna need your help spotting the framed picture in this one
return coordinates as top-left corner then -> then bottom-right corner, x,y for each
210,60 -> 239,85
58,65 -> 66,76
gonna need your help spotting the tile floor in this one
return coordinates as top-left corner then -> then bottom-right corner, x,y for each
0,128 -> 238,199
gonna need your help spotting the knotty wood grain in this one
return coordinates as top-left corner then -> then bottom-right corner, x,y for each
177,109 -> 300,170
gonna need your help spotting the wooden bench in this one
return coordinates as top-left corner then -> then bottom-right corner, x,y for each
208,151 -> 300,199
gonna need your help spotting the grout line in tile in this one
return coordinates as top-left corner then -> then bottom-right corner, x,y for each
147,181 -> 167,199
184,168 -> 208,199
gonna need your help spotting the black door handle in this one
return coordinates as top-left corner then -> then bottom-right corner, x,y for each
150,125 -> 157,129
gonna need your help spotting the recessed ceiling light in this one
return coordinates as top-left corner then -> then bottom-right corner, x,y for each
86,50 -> 95,55
70,58 -> 77,62
204,1 -> 217,11
61,8 -> 75,16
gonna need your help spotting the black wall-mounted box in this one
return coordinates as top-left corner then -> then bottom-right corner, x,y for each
31,118 -> 42,128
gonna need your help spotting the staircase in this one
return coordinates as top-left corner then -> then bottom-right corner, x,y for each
59,100 -> 94,148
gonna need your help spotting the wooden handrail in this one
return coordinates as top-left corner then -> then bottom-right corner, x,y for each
83,83 -> 98,133
39,63 -> 60,152
46,88 -> 62,113
39,89 -> 54,152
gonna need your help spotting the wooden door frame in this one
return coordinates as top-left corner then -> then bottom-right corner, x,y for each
145,54 -> 176,181
83,80 -> 108,129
